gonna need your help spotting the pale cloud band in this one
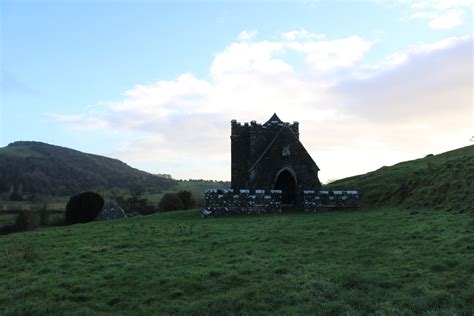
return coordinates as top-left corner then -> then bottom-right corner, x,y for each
49,30 -> 473,182
401,0 -> 474,29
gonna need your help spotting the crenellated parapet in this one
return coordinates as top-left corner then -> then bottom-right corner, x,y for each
203,188 -> 359,217
202,188 -> 282,217
231,119 -> 299,138
303,190 -> 359,212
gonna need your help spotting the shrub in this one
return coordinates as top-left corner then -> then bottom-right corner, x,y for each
159,193 -> 184,212
177,191 -> 195,209
134,204 -> 159,215
48,213 -> 65,226
65,192 -> 105,225
127,191 -> 149,214
15,211 -> 40,231
39,205 -> 49,225
111,190 -> 158,215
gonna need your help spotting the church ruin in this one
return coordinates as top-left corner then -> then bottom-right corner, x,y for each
231,113 -> 321,206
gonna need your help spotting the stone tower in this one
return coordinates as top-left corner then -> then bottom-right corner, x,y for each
230,113 -> 321,205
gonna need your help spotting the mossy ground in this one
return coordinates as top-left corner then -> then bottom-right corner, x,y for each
1,208 -> 473,314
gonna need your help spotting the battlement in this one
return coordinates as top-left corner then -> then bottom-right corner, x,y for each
231,118 -> 299,137
203,188 -> 359,217
203,188 -> 283,217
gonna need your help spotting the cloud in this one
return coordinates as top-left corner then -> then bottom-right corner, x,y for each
402,0 -> 473,29
288,36 -> 372,72
237,30 -> 257,41
282,28 -> 325,41
49,31 -> 473,182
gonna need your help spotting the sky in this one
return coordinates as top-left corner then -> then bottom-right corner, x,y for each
1,0 -> 473,182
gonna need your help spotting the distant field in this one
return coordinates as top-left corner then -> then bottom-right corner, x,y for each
0,214 -> 15,225
0,180 -> 227,215
146,180 -> 229,203
0,199 -> 67,212
0,208 -> 472,314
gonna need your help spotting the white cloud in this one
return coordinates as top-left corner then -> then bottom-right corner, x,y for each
210,41 -> 290,77
238,30 -> 257,41
288,36 -> 372,72
282,28 -> 325,41
428,10 -> 464,28
49,31 -> 473,182
402,0 -> 473,29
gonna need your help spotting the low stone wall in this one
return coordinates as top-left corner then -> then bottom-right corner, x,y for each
303,190 -> 359,212
202,189 -> 282,217
203,189 -> 359,217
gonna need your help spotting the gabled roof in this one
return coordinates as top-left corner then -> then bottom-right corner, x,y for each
248,125 -> 319,172
264,113 -> 283,125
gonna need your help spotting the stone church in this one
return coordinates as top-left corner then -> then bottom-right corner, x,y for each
231,113 -> 321,206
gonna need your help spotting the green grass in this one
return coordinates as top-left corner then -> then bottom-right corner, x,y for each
326,145 -> 474,213
1,208 -> 473,314
0,144 -> 47,158
0,214 -> 15,225
0,200 -> 67,212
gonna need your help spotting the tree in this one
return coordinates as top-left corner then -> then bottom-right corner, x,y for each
177,190 -> 195,209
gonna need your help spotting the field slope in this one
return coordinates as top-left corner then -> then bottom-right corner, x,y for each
326,145 -> 474,213
1,208 -> 473,314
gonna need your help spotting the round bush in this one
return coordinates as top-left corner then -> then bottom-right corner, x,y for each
65,192 -> 105,225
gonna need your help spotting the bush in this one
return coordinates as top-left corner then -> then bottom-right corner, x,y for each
127,191 -> 149,214
65,192 -> 105,225
158,191 -> 197,212
111,190 -> 158,215
159,193 -> 185,212
177,191 -> 195,209
39,205 -> 49,225
15,211 -> 40,231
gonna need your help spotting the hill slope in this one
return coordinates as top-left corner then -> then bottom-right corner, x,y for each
325,145 -> 474,212
0,141 -> 175,196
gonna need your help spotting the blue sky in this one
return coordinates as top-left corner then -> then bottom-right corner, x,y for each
1,0 -> 473,181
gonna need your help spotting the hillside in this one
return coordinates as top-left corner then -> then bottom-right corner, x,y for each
0,141 -> 175,196
325,145 -> 474,213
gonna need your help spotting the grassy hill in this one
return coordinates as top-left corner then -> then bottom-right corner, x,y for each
0,208 -> 472,314
0,141 -> 175,196
325,145 -> 474,213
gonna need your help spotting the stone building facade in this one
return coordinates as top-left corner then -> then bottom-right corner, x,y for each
230,114 -> 321,206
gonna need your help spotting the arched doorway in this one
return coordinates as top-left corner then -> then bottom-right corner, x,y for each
274,169 -> 297,205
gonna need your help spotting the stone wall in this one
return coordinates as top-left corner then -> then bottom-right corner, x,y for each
303,190 -> 359,212
203,189 -> 359,217
202,189 -> 282,217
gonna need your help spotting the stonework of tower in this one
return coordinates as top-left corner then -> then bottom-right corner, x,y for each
230,113 -> 321,206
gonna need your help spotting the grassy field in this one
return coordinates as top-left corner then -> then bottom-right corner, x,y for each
1,208 -> 473,314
